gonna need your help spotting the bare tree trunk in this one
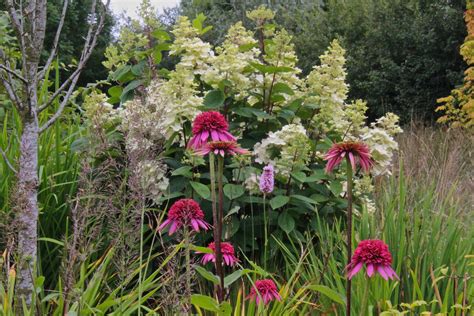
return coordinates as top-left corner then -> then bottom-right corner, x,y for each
15,118 -> 39,305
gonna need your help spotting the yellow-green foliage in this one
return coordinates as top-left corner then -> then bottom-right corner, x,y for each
436,2 -> 474,129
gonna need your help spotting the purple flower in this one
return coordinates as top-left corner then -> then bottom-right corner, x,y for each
259,165 -> 274,194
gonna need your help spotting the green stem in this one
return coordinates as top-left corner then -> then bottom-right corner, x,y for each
346,158 -> 354,316
359,277 -> 370,316
216,156 -> 225,299
184,227 -> 192,314
209,154 -> 224,302
263,194 -> 268,270
138,201 -> 145,316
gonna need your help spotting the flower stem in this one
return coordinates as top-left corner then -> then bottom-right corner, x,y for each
263,194 -> 268,270
209,153 -> 224,302
359,277 -> 370,316
184,227 -> 192,315
346,158 -> 354,316
216,155 -> 225,299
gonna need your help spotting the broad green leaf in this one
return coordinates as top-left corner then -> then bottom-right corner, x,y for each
203,90 -> 225,108
191,294 -> 219,312
190,181 -> 211,200
270,196 -> 290,210
107,86 -> 123,98
306,285 -> 345,305
171,166 -> 193,178
194,266 -> 220,285
291,171 -> 306,183
122,79 -> 143,96
151,29 -> 170,41
223,184 -> 244,200
329,181 -> 343,196
272,82 -> 294,95
278,211 -> 295,233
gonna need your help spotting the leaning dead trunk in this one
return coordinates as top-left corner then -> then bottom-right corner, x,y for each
15,119 -> 39,305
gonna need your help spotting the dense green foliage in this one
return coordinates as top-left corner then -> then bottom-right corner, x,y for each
180,0 -> 467,122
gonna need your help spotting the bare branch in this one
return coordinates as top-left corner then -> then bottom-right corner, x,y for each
0,64 -> 27,84
39,0 -> 110,132
0,141 -> 17,174
37,0 -> 70,82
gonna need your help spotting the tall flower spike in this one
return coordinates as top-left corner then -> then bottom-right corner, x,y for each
259,165 -> 274,194
196,141 -> 248,157
324,141 -> 373,173
347,239 -> 399,281
158,199 -> 211,235
188,111 -> 236,150
199,241 -> 239,266
247,279 -> 282,305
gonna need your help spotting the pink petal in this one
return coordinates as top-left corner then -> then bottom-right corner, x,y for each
348,262 -> 363,279
191,219 -> 200,232
169,221 -> 179,235
367,264 -> 374,277
378,265 -> 389,280
348,152 -> 356,170
158,219 -> 170,231
200,130 -> 209,141
211,130 -> 219,141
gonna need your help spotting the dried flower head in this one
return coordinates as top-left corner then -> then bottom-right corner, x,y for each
199,241 -> 239,266
158,199 -> 210,235
248,279 -> 281,305
196,141 -> 248,157
259,165 -> 274,194
188,111 -> 236,150
324,141 -> 373,173
347,239 -> 399,280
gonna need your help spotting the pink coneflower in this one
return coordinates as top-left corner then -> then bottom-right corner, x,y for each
199,241 -> 239,266
347,239 -> 399,281
158,199 -> 211,235
188,111 -> 236,150
259,165 -> 274,194
324,141 -> 373,173
196,141 -> 248,157
248,279 -> 282,305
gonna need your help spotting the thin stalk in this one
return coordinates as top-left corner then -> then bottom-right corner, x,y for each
209,153 -> 224,302
263,194 -> 268,270
359,277 -> 370,316
138,201 -> 145,316
346,158 -> 353,316
184,226 -> 192,314
216,155 -> 225,299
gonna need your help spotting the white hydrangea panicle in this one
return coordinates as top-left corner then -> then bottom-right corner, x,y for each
306,39 -> 349,133
202,22 -> 259,99
254,123 -> 311,177
343,99 -> 369,136
82,91 -> 120,129
362,113 -> 402,176
136,159 -> 169,203
170,16 -> 214,75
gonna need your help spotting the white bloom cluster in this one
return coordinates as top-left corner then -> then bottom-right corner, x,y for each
306,39 -> 349,133
254,124 -> 311,177
202,22 -> 259,99
136,159 -> 169,203
362,113 -> 403,175
82,91 -> 120,129
170,16 -> 214,75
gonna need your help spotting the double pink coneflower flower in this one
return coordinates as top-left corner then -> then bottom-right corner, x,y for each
198,241 -> 239,266
248,279 -> 281,305
158,199 -> 211,235
347,239 -> 399,281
